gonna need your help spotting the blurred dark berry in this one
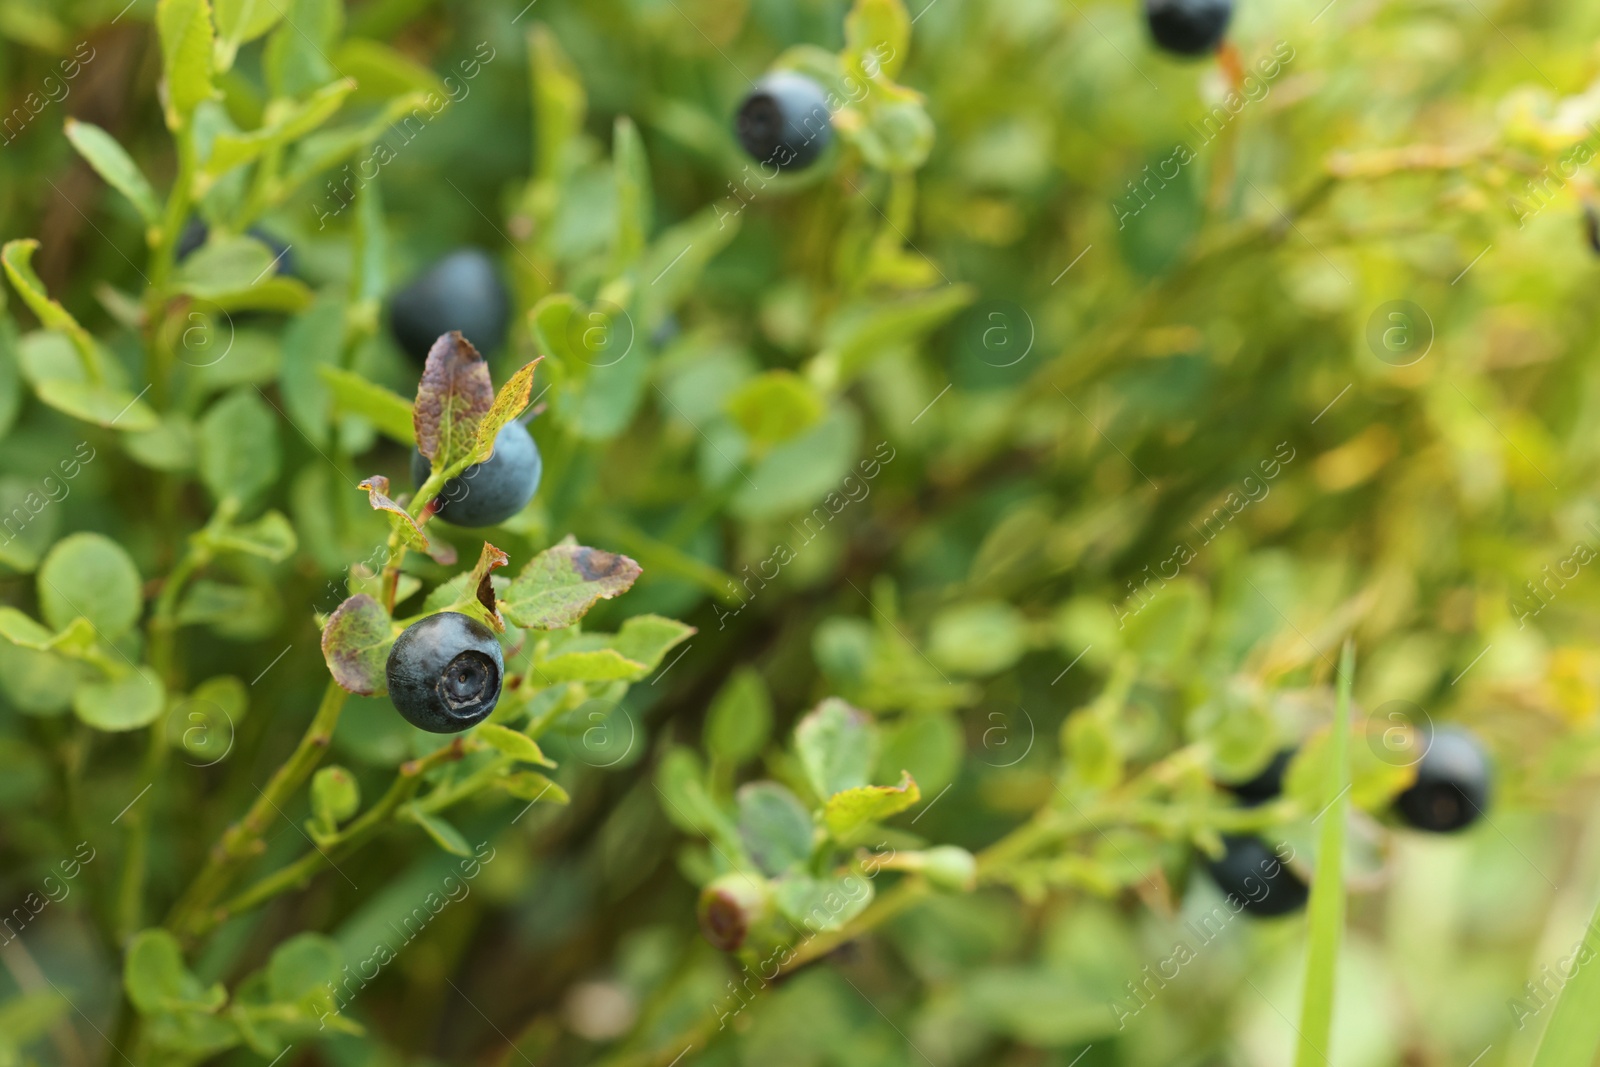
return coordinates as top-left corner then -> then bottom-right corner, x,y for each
735,72 -> 833,172
1144,0 -> 1233,56
389,249 -> 511,364
1395,725 -> 1491,833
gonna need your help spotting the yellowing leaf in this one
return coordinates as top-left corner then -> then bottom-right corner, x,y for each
823,770 -> 920,837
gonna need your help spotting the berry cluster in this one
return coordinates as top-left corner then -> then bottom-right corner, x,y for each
1208,726 -> 1493,917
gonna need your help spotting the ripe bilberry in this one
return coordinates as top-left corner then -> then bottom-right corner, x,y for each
411,419 -> 541,528
735,72 -> 833,172
386,612 -> 504,733
1144,0 -> 1233,57
1205,834 -> 1308,917
389,248 -> 511,364
1395,725 -> 1491,833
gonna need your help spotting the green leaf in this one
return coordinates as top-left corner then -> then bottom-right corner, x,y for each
655,746 -> 742,854
471,359 -> 540,464
414,330 -> 494,468
611,116 -> 651,272
266,933 -> 343,1004
737,781 -> 814,877
176,580 -> 281,640
501,537 -> 642,630
169,675 -> 247,761
34,378 -> 158,431
476,722 -> 556,767
771,872 -> 873,933
203,78 -> 355,178
928,601 -> 1028,676
725,370 -> 823,446
317,365 -> 415,444
794,698 -> 878,800
175,234 -> 279,298
732,406 -> 861,520
1531,886 -> 1600,1063
853,96 -> 935,173
529,24 -> 586,186
1284,716 -> 1416,814
822,769 -> 920,838
321,594 -> 393,695
2,241 -> 102,374
0,991 -> 67,1047
536,647 -> 648,684
75,667 -> 166,731
125,929 -> 227,1015
1062,709 -> 1123,794
205,509 -> 298,562
820,286 -> 975,384
213,0 -> 285,65
262,0 -> 341,99
1295,642 -> 1354,1067
499,770 -> 570,805
334,39 -> 445,100
637,205 -> 742,325
124,414 -> 198,471
156,0 -> 216,128
0,474 -> 60,573
844,0 -> 910,80
357,476 -> 432,555
403,804 -> 471,856
38,532 -> 143,638
609,614 -> 695,673
198,387 -> 280,505
0,606 -> 59,649
310,766 -> 359,830
705,666 -> 773,766
64,120 -> 161,226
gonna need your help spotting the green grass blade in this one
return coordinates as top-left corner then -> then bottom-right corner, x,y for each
1295,640 -> 1354,1067
1530,893 -> 1600,1064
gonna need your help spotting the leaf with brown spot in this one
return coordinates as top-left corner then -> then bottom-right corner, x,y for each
473,358 -> 542,464
501,535 -> 642,630
321,594 -> 394,695
414,331 -> 494,469
467,542 -> 510,632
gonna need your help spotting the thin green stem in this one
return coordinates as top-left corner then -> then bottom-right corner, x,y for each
166,680 -> 350,937
193,739 -> 467,934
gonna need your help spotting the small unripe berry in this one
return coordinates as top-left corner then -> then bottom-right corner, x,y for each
697,873 -> 773,952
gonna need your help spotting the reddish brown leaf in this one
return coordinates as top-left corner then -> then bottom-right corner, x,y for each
320,594 -> 394,695
469,542 -> 510,632
414,331 -> 494,468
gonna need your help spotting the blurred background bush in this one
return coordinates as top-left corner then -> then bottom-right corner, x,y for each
2,0 -> 1599,1064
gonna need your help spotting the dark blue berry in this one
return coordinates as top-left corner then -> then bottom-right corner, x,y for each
389,249 -> 511,364
385,612 -> 503,733
1204,835 -> 1308,917
1395,725 -> 1491,833
178,219 -> 298,278
411,419 -> 541,528
1225,748 -> 1295,807
735,72 -> 833,172
1144,0 -> 1233,57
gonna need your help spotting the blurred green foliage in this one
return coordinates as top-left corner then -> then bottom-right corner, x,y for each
0,0 -> 1598,1064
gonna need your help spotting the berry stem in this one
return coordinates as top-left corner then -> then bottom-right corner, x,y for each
165,679 -> 350,937
191,738 -> 467,934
